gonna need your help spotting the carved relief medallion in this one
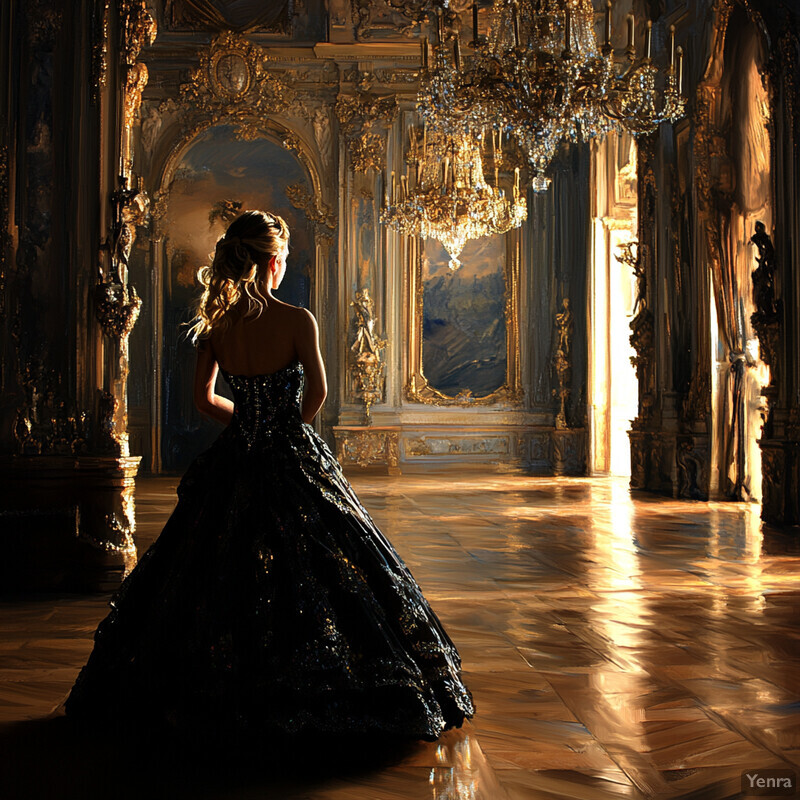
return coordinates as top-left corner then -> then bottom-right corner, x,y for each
212,51 -> 251,98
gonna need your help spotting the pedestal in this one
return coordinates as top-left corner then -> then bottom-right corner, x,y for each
0,455 -> 140,592
333,426 -> 401,475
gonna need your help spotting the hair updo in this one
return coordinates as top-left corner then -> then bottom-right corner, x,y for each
190,210 -> 290,343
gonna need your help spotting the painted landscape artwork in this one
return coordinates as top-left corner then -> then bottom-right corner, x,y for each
421,235 -> 507,398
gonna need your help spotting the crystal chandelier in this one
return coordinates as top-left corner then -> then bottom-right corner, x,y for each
381,17 -> 527,270
422,0 -> 687,191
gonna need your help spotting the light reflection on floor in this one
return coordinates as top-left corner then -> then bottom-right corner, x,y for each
1,473 -> 799,799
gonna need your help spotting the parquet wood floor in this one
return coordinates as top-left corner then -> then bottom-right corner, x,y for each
1,474 -> 799,799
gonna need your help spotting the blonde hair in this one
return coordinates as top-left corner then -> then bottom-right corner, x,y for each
189,210 -> 290,343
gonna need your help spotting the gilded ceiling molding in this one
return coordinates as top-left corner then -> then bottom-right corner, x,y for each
352,0 -> 471,40
166,0 -> 291,34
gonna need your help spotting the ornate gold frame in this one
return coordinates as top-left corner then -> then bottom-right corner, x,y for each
405,231 -> 523,406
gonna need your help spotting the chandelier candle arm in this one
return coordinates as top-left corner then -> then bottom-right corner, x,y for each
626,13 -> 636,60
644,20 -> 652,62
669,25 -> 675,71
677,46 -> 684,95
454,34 -> 461,72
421,36 -> 429,70
604,1 -> 612,54
563,8 -> 572,60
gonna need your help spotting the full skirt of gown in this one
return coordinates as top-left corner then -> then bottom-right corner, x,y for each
63,362 -> 475,745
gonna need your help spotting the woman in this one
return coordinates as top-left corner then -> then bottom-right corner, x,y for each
63,210 -> 475,747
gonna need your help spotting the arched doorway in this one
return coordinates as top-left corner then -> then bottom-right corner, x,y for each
129,124 -> 315,473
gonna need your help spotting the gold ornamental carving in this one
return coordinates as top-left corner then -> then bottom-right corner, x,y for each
682,370 -> 711,424
95,283 -> 142,340
179,32 -> 295,138
13,365 -> 92,457
335,92 -> 398,173
286,182 -> 337,231
119,0 -> 157,177
120,0 -> 157,67
552,297 -> 574,430
336,430 -> 399,469
349,289 -> 388,423
616,238 -> 655,424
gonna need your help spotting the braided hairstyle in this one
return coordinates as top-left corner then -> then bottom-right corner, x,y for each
190,210 -> 290,343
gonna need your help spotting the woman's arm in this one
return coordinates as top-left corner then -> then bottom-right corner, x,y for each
296,308 -> 327,424
193,340 -> 234,426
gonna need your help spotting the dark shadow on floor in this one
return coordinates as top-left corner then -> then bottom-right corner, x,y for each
0,715 -> 423,800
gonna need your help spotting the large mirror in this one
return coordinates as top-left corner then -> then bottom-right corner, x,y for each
129,123 -> 314,472
406,232 -> 522,405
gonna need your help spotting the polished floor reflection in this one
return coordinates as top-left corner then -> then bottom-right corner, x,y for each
1,474 -> 799,799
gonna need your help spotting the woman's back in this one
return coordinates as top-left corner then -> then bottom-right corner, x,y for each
210,298 -> 302,376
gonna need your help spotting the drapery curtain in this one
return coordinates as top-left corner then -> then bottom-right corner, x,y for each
711,211 -> 750,499
701,11 -> 771,501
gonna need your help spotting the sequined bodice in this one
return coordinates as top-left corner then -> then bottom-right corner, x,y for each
221,361 -> 304,448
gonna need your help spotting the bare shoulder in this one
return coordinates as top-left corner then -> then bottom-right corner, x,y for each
270,299 -> 311,318
296,306 -> 317,327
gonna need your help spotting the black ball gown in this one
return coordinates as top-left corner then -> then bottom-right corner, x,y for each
64,361 -> 475,746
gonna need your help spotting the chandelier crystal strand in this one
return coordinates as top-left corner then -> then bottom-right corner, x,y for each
382,19 -> 526,270
463,0 -> 686,190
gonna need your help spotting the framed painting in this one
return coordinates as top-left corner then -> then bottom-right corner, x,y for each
406,232 -> 522,406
